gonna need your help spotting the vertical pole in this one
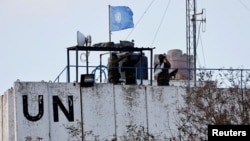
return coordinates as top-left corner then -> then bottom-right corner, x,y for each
67,48 -> 70,82
240,69 -> 243,90
145,88 -> 149,140
76,47 -> 79,82
108,5 -> 112,73
186,0 -> 197,87
100,54 -> 102,83
140,50 -> 143,85
193,0 -> 197,87
79,87 -> 84,141
113,86 -> 117,139
150,49 -> 153,86
86,50 -> 89,74
186,0 -> 191,86
109,5 -> 111,42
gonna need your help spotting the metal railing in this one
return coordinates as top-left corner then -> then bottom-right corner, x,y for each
54,65 -> 250,89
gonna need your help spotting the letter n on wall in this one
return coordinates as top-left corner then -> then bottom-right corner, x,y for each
53,96 -> 74,122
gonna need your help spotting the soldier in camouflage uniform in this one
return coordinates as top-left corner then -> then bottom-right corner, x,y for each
121,53 -> 141,85
154,54 -> 171,86
108,53 -> 125,84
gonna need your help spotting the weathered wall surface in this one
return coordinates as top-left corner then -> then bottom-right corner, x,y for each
1,88 -> 15,141
0,82 -> 184,141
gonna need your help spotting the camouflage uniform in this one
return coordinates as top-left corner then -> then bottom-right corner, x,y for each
121,54 -> 141,85
155,54 -> 171,86
157,62 -> 171,86
108,54 -> 125,84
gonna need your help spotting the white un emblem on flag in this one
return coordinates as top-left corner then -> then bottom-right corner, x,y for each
114,12 -> 122,23
110,6 -> 134,31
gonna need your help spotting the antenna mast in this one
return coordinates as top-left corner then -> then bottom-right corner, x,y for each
186,0 -> 206,86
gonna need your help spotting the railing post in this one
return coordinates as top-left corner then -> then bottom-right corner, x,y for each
67,48 -> 70,83
241,69 -> 243,90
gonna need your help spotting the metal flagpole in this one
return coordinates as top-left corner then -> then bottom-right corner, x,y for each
109,5 -> 111,42
108,5 -> 112,63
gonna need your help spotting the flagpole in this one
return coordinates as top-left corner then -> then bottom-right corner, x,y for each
108,5 -> 111,42
108,5 -> 112,62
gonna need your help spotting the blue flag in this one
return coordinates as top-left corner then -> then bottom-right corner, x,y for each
110,6 -> 134,32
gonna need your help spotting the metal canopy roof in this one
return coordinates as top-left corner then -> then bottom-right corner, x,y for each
66,45 -> 155,85
67,46 -> 155,51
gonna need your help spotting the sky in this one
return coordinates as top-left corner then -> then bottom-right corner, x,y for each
1,0 -> 250,94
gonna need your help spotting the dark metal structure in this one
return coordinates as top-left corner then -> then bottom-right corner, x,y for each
66,46 -> 155,85
186,0 -> 206,86
186,0 -> 196,83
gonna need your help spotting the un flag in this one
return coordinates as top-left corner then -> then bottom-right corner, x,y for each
110,6 -> 134,31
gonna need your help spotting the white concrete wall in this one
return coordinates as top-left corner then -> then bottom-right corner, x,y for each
49,83 -> 82,141
0,81 -> 184,141
1,88 -> 15,141
82,83 -> 116,140
15,82 -> 50,141
147,86 -> 181,139
115,85 -> 148,140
